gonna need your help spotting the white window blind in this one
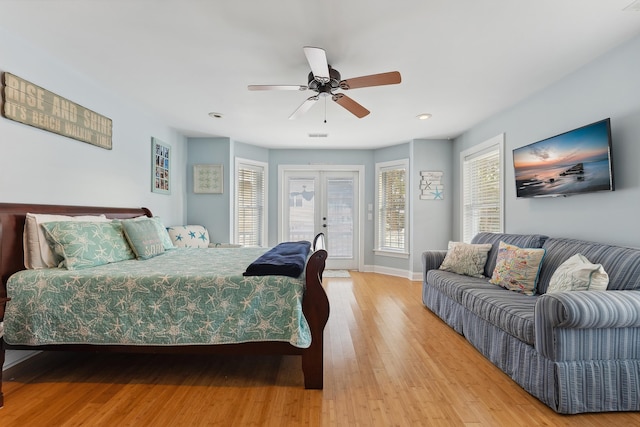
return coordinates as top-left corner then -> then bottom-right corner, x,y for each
236,161 -> 266,247
376,160 -> 408,252
462,136 -> 503,242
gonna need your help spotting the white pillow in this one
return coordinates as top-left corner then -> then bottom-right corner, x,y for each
166,225 -> 210,248
23,213 -> 110,269
547,253 -> 609,293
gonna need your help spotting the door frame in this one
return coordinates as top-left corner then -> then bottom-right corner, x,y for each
278,164 -> 365,271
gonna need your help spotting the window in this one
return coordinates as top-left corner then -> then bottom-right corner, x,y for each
376,159 -> 409,254
461,134 -> 504,242
235,158 -> 267,246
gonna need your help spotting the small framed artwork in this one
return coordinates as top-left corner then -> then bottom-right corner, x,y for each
151,137 -> 171,194
193,164 -> 223,194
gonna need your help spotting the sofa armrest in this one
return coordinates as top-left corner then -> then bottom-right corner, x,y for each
422,250 -> 447,276
535,290 -> 640,360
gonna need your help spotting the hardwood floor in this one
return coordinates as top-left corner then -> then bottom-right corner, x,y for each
2,272 -> 639,426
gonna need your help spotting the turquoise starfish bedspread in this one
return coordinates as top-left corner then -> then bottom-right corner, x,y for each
4,248 -> 311,348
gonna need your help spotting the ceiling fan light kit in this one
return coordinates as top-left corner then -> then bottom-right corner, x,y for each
248,46 -> 401,121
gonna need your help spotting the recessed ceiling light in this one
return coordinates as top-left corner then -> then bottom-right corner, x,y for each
208,112 -> 223,119
417,113 -> 432,120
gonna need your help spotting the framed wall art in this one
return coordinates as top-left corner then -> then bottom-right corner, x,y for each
193,164 -> 223,194
420,170 -> 444,200
151,137 -> 171,194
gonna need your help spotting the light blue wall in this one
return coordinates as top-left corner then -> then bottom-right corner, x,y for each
234,140 -> 270,163
411,139 -> 453,274
0,26 -> 187,224
187,141 -> 454,276
451,34 -> 640,247
186,137 -> 230,242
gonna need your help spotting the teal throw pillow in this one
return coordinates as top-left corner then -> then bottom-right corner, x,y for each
122,218 -> 166,259
129,216 -> 174,250
41,221 -> 135,270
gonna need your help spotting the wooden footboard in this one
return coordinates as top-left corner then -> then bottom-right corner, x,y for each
0,203 -> 329,407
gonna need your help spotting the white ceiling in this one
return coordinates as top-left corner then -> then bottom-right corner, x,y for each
2,0 -> 640,149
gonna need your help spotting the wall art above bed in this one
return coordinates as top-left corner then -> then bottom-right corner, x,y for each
0,72 -> 112,149
151,137 -> 171,194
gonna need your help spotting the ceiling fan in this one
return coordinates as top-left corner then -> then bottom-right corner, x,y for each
248,46 -> 401,120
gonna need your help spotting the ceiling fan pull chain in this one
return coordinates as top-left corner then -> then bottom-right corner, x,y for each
324,97 -> 327,123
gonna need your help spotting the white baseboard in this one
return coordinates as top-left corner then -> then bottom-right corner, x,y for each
362,265 -> 422,281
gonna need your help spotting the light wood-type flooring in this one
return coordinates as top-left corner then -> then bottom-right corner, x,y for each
2,272 -> 640,426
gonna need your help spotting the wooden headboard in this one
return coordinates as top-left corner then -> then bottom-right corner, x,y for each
0,203 -> 151,300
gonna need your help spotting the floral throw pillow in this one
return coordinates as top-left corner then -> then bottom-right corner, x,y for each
546,253 -> 609,293
41,221 -> 135,270
489,241 -> 546,295
439,241 -> 493,278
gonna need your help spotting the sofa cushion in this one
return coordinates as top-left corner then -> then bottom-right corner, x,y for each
538,238 -> 640,293
426,269 -> 495,304
471,232 -> 548,279
546,253 -> 609,293
489,241 -> 546,296
439,241 -> 493,278
461,286 -> 539,345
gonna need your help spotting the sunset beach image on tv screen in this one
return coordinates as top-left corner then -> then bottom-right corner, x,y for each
513,119 -> 614,198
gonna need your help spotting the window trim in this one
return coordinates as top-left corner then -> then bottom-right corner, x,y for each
234,157 -> 268,246
375,158 -> 410,256
459,134 -> 504,243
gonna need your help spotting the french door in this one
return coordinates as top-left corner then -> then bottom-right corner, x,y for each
281,168 -> 360,270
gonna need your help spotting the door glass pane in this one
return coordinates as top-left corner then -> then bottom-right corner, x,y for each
288,178 -> 315,242
327,178 -> 354,259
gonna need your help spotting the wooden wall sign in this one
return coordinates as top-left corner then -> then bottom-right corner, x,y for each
1,72 -> 112,149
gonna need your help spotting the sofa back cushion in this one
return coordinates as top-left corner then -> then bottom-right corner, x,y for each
538,237 -> 640,293
471,232 -> 548,279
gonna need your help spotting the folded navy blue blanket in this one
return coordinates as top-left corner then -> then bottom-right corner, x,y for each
243,241 -> 311,277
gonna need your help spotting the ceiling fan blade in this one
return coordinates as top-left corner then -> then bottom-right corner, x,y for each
248,85 -> 307,91
289,95 -> 319,120
303,46 -> 330,84
332,93 -> 370,118
339,71 -> 401,90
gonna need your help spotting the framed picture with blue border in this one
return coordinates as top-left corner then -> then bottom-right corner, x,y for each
151,137 -> 171,194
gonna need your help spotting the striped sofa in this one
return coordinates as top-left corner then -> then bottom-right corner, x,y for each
422,232 -> 640,414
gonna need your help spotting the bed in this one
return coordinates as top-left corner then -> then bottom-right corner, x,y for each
0,203 -> 329,407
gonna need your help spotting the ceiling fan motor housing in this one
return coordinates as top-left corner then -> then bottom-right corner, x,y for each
308,66 -> 341,95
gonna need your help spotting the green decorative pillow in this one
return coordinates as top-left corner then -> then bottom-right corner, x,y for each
122,218 -> 165,259
546,253 -> 609,293
41,221 -> 135,270
439,241 -> 493,278
151,217 -> 175,250
130,216 -> 174,250
489,241 -> 546,295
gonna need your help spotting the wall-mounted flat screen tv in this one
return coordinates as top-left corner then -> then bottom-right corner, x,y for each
513,118 -> 614,198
